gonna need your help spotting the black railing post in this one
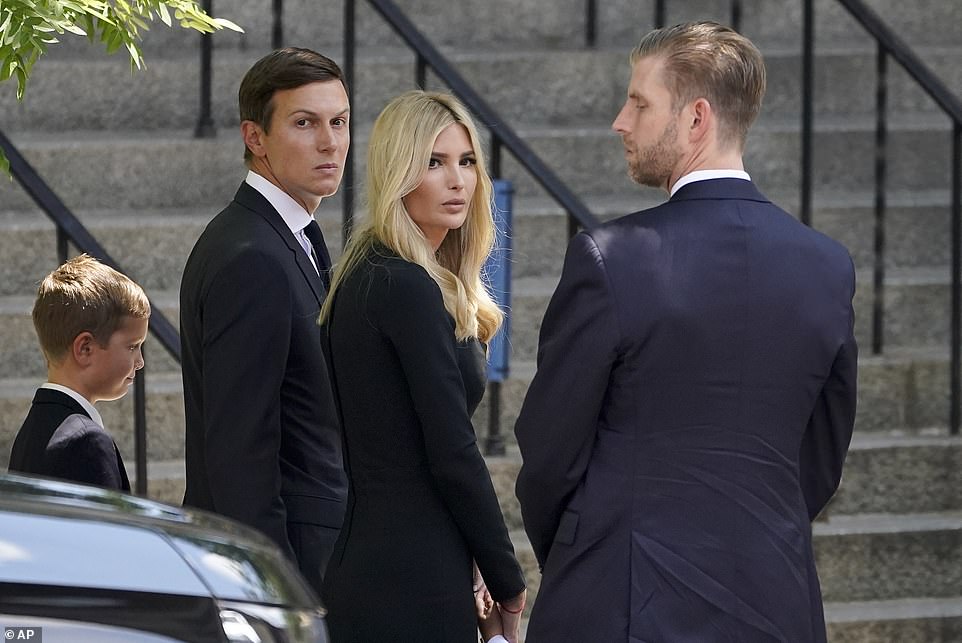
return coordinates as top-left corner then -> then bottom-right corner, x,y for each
654,0 -> 666,28
872,45 -> 888,356
56,227 -> 68,264
490,136 -> 502,180
585,0 -> 597,48
951,123 -> 961,435
134,347 -> 148,496
568,213 -> 579,239
800,0 -> 814,226
731,0 -> 742,31
486,381 -> 503,455
195,0 -> 216,138
272,0 -> 284,49
342,0 -> 356,244
416,55 -> 427,90
364,0 -> 598,231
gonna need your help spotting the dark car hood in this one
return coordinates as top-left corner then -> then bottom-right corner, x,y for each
0,473 -> 317,608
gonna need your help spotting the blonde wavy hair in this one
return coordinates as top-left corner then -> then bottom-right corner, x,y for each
320,90 -> 502,343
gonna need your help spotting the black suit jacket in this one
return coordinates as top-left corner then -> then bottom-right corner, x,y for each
180,182 -> 347,591
321,250 -> 525,641
8,388 -> 130,491
515,179 -> 857,642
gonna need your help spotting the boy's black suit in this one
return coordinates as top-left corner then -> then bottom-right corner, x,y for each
180,181 -> 346,595
8,388 -> 130,491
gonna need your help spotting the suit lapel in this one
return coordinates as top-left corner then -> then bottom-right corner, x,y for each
233,182 -> 327,304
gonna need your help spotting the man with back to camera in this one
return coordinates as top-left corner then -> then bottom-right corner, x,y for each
514,22 -> 857,642
180,48 -> 349,594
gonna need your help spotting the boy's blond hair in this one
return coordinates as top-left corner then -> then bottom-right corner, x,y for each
33,254 -> 150,364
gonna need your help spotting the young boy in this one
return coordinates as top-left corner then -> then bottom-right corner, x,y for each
8,254 -> 150,491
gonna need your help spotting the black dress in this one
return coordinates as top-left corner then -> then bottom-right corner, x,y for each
322,247 -> 525,642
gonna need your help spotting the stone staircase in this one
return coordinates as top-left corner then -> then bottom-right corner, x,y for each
1,0 -> 961,640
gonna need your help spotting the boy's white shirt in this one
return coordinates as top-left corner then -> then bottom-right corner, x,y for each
486,636 -> 509,643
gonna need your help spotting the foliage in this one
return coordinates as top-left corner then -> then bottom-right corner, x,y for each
0,0 -> 244,173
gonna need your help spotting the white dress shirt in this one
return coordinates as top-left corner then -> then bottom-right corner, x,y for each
670,169 -> 751,197
40,382 -> 104,428
245,170 -> 320,273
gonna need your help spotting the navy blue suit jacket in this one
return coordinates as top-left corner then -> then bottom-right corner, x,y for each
8,388 -> 130,491
515,179 -> 857,642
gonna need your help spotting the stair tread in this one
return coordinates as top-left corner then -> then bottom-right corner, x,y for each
0,373 -> 183,397
849,433 -> 962,449
824,596 -> 962,621
816,511 -> 962,535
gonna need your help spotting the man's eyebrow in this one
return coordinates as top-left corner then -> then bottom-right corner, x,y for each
285,106 -> 351,118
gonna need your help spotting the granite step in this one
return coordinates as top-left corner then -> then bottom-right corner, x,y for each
502,118 -> 956,199
0,292 -> 182,380
814,511 -> 962,603
0,372 -> 186,467
0,186 -> 952,299
505,265 -> 962,363
473,348 -> 962,454
825,596 -> 962,643
509,188 -> 962,280
0,210 -> 344,297
487,434 -> 962,534
827,435 -> 962,516
507,511 -> 962,623
33,0 -> 962,61
3,46 -> 959,132
0,115 -> 954,214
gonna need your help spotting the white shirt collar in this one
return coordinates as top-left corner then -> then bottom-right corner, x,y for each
669,169 -> 751,197
40,382 -> 105,428
245,170 -> 316,235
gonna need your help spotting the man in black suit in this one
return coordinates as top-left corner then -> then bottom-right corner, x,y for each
180,48 -> 349,594
515,23 -> 857,642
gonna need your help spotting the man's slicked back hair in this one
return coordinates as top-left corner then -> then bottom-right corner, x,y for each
631,21 -> 766,150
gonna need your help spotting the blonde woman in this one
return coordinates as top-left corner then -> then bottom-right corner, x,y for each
320,91 -> 526,642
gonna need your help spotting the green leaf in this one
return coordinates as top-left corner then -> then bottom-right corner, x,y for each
0,150 -> 10,176
14,63 -> 27,99
213,17 -> 243,33
125,40 -> 142,69
157,3 -> 171,26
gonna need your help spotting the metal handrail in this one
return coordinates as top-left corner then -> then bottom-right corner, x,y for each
343,0 -> 600,239
0,130 -> 183,494
801,0 -> 962,434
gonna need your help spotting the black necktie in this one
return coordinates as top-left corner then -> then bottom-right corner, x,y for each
303,220 -> 332,290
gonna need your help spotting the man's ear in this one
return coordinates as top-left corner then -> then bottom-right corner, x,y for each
687,97 -> 713,143
241,120 -> 267,159
72,331 -> 97,366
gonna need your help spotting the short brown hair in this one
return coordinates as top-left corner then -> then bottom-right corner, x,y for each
238,47 -> 346,165
33,254 -> 150,364
631,21 -> 766,149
